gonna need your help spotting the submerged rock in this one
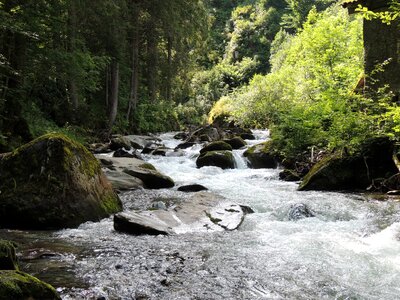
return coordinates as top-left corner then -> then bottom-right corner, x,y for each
114,192 -> 247,235
244,141 -> 279,169
0,270 -> 61,300
196,151 -> 235,169
0,134 -> 122,229
0,240 -> 18,270
288,203 -> 315,221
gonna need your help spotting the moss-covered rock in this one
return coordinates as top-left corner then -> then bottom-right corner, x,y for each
298,154 -> 370,191
0,133 -> 122,229
196,151 -> 235,169
279,169 -> 301,182
200,141 -> 232,154
223,137 -> 247,149
299,137 -> 398,191
0,270 -> 60,300
0,241 -> 18,270
243,141 -> 279,169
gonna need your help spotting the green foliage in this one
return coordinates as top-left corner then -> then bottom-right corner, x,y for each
133,101 -> 180,133
223,5 -> 367,158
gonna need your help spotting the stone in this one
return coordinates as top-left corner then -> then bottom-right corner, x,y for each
240,133 -> 255,140
123,135 -> 162,150
0,240 -> 18,270
110,135 -> 133,151
0,270 -> 61,300
177,184 -> 208,192
113,148 -> 142,159
223,137 -> 247,149
173,132 -> 188,140
0,134 -> 122,229
244,141 -> 279,169
98,157 -> 174,189
299,137 -> 398,191
196,151 -> 235,169
152,147 -> 172,156
102,169 -> 144,191
114,192 -> 247,235
199,141 -> 232,154
279,169 -> 301,182
141,142 -> 163,154
175,142 -> 196,150
288,204 -> 315,221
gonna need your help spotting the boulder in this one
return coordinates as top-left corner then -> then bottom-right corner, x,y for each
98,157 -> 174,189
0,134 -> 122,229
279,169 -> 301,182
173,132 -> 188,140
175,142 -> 196,150
186,126 -> 225,143
240,133 -> 255,140
0,270 -> 61,300
123,135 -> 162,150
113,148 -> 142,159
199,141 -> 232,154
178,184 -> 208,193
152,147 -> 172,156
110,135 -> 133,151
114,192 -> 247,235
299,137 -> 398,191
223,137 -> 247,149
244,141 -> 279,169
102,169 -> 144,191
141,142 -> 164,154
0,240 -> 18,270
196,151 -> 235,169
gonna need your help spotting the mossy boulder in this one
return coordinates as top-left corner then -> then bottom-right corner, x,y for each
299,137 -> 398,191
199,141 -> 232,154
0,133 -> 122,229
223,137 -> 247,149
0,241 -> 18,270
279,169 -> 301,182
0,270 -> 60,300
196,151 -> 235,169
243,141 -> 279,169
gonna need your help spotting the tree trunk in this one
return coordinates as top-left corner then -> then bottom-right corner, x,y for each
108,61 -> 119,134
68,0 -> 79,121
147,26 -> 157,103
127,7 -> 140,122
166,35 -> 173,102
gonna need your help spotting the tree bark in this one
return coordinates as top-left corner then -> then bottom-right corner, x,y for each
166,35 -> 173,102
108,61 -> 119,134
68,0 -> 79,121
147,25 -> 157,103
127,6 -> 140,122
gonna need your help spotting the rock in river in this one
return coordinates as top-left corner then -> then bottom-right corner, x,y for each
0,270 -> 61,300
0,240 -> 18,270
243,141 -> 279,169
0,134 -> 122,230
196,151 -> 235,169
114,192 -> 247,235
98,157 -> 174,189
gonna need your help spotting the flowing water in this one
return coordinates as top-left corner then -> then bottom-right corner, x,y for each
2,130 -> 400,299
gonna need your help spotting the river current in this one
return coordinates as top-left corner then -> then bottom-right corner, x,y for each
2,130 -> 400,299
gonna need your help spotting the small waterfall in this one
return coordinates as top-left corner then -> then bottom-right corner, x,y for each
233,149 -> 248,169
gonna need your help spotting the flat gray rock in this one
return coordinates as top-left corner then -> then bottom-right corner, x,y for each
97,156 -> 174,189
102,169 -> 144,191
114,192 -> 246,235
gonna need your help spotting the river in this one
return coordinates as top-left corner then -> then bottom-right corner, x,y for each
2,130 -> 400,299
